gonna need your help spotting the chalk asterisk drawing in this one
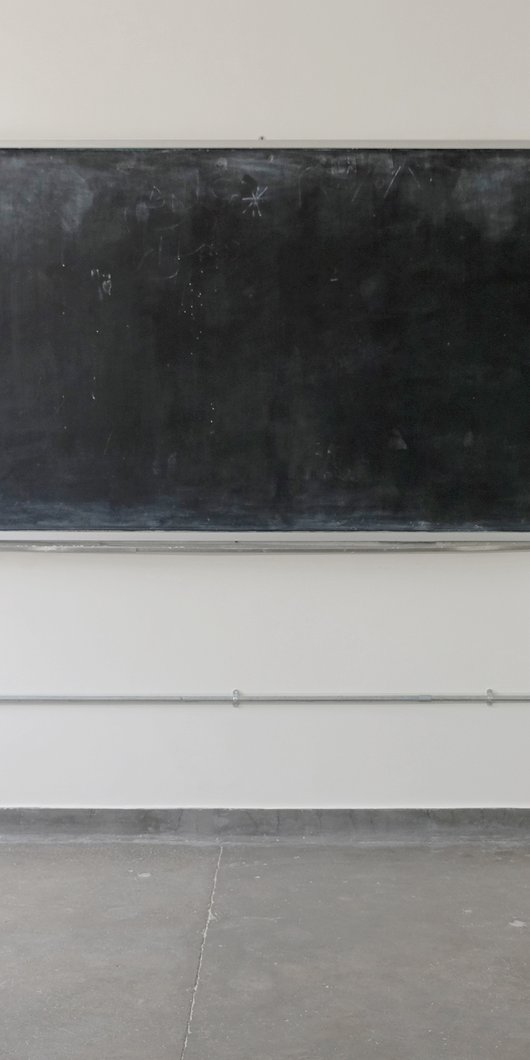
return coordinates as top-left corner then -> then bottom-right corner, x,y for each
242,185 -> 268,217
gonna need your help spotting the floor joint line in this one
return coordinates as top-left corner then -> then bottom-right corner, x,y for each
179,844 -> 223,1059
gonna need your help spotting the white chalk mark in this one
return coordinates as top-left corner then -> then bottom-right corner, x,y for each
297,163 -> 319,207
182,243 -> 212,259
384,165 -> 403,199
149,185 -> 165,209
388,429 -> 408,451
406,165 -> 421,188
350,181 -> 364,205
156,221 -> 181,233
242,186 -> 268,217
91,267 -> 111,297
135,201 -> 150,223
384,164 -> 421,200
136,248 -> 154,272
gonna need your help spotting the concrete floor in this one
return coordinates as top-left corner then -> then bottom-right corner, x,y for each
1,840 -> 529,1059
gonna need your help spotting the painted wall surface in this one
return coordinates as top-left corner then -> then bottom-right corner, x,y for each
0,0 -> 529,806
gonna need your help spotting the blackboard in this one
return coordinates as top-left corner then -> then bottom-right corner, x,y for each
1,146 -> 529,531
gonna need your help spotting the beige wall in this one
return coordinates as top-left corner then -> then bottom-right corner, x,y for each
0,0 -> 529,806
2,0 -> 530,142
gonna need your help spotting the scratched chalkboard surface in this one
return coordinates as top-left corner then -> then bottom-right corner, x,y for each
0,147 -> 530,530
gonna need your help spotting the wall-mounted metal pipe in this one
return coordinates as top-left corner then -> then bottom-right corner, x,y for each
0,689 -> 527,705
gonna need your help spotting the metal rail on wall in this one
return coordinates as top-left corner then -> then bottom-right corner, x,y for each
0,536 -> 527,701
0,537 -> 530,553
0,689 -> 528,705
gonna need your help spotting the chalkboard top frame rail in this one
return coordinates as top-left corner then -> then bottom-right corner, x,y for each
0,534 -> 530,553
2,140 -> 530,149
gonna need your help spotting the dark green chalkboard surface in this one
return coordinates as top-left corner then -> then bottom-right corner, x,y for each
0,147 -> 529,530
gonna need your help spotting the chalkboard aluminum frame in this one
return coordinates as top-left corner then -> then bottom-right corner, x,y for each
1,140 -> 530,554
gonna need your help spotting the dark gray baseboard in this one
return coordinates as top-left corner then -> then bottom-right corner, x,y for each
0,808 -> 529,844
